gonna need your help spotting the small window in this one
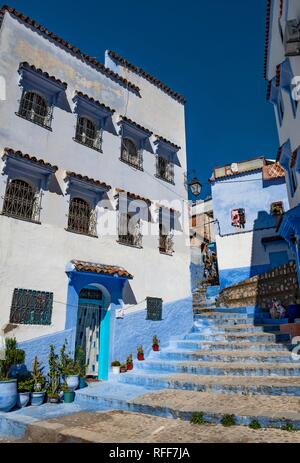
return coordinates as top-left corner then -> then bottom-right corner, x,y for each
156,156 -> 174,184
10,288 -> 53,325
146,297 -> 163,321
67,197 -> 97,237
118,212 -> 142,248
18,91 -> 52,128
121,138 -> 142,169
231,209 -> 246,229
159,208 -> 174,255
2,179 -> 40,222
75,116 -> 102,151
192,215 -> 197,227
270,201 -> 284,215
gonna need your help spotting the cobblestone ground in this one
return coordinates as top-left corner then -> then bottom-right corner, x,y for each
1,411 -> 300,443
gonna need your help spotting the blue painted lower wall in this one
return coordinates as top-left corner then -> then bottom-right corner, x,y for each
111,297 -> 193,363
219,264 -> 271,289
18,329 -> 75,373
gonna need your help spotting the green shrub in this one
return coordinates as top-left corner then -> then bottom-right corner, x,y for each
221,414 -> 236,427
190,412 -> 207,425
249,420 -> 261,430
281,421 -> 297,432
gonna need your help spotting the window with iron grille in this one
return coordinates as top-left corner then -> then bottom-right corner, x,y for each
270,201 -> 284,215
156,156 -> 174,184
75,116 -> 102,152
146,297 -> 163,321
2,179 -> 41,223
120,138 -> 143,170
159,223 -> 174,255
17,91 -> 52,129
10,288 -> 53,325
67,197 -> 97,237
118,212 -> 142,247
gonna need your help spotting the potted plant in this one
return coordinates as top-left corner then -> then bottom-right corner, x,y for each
126,354 -> 133,371
137,345 -> 144,361
61,383 -> 75,403
59,341 -> 79,391
0,339 -> 18,412
120,363 -> 127,373
75,346 -> 87,389
152,335 -> 160,352
47,345 -> 60,404
17,377 -> 33,408
5,338 -> 26,379
111,360 -> 121,374
31,356 -> 46,406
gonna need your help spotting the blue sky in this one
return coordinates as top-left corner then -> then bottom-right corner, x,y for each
6,0 -> 278,198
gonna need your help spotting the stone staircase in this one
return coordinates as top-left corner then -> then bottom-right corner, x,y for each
75,307 -> 300,430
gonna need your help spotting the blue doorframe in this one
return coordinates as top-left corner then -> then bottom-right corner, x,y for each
65,265 -> 129,380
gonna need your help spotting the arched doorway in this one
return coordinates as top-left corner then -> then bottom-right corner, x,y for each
75,285 -> 103,378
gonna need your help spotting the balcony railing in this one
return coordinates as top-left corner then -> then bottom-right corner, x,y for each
159,234 -> 174,255
120,148 -> 143,170
156,157 -> 174,184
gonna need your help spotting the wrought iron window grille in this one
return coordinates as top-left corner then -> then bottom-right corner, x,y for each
118,213 -> 142,248
67,197 -> 97,237
159,233 -> 174,255
16,91 -> 53,130
74,117 -> 103,152
156,156 -> 175,184
2,179 -> 42,223
10,288 -> 53,325
120,138 -> 143,170
146,297 -> 163,321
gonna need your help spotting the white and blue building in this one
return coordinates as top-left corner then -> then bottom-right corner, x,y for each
211,157 -> 294,289
0,6 -> 193,379
265,0 -> 300,287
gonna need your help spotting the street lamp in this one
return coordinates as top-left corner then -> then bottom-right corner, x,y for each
189,177 -> 202,197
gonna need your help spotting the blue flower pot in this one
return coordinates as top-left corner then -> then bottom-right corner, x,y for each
0,379 -> 18,412
18,392 -> 30,408
65,375 -> 79,391
31,392 -> 45,406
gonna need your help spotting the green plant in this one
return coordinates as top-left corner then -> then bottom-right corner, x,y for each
249,420 -> 261,430
18,377 -> 34,393
152,335 -> 160,347
0,337 -> 25,380
137,345 -> 144,355
111,360 -> 121,367
221,414 -> 236,427
31,356 -> 45,391
47,345 -> 60,396
281,421 -> 297,432
59,340 -> 80,376
60,382 -> 71,393
75,346 -> 86,378
126,354 -> 133,365
190,412 -> 207,425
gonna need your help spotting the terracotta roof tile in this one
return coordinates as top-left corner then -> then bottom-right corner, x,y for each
119,116 -> 153,136
74,91 -> 115,113
108,50 -> 185,104
66,171 -> 111,190
264,0 -> 272,80
19,61 -> 67,88
71,260 -> 133,279
262,162 -> 285,180
155,135 -> 181,151
115,188 -> 151,206
0,6 -> 139,93
3,147 -> 58,171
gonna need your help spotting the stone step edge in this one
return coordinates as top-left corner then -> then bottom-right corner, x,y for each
74,392 -> 300,430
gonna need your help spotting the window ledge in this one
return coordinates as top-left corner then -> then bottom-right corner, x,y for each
0,212 -> 41,225
73,137 -> 103,153
119,157 -> 144,171
159,250 -> 174,256
15,112 -> 53,131
65,228 -> 98,238
155,174 -> 175,185
117,239 -> 143,249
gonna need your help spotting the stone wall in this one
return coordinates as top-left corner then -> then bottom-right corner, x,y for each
219,261 -> 299,309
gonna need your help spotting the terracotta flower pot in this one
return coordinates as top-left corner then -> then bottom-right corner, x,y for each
120,367 -> 127,373
153,345 -> 159,351
126,363 -> 133,371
